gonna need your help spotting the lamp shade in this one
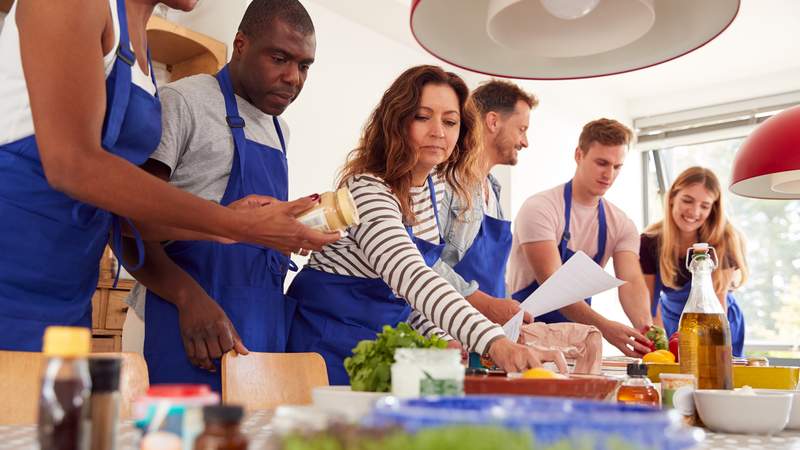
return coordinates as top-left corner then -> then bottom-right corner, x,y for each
409,0 -> 740,80
730,105 -> 800,199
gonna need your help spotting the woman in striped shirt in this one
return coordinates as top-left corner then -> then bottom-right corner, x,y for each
286,65 -> 564,384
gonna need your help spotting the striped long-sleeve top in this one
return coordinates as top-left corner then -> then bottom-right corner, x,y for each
306,173 -> 505,354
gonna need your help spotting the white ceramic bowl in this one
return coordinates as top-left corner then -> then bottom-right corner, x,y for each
311,386 -> 387,422
754,389 -> 800,430
694,389 -> 792,434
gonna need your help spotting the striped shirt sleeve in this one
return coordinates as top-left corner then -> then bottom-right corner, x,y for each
345,175 -> 504,354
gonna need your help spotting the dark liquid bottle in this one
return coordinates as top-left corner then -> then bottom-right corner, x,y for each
38,327 -> 92,450
194,405 -> 248,450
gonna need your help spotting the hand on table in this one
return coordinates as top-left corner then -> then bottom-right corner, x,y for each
487,337 -> 568,374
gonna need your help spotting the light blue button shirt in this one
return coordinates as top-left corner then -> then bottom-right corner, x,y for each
433,174 -> 505,298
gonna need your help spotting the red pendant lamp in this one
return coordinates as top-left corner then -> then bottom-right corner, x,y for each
730,106 -> 800,199
409,0 -> 740,80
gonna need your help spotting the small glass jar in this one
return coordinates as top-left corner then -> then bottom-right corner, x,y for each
193,405 -> 247,450
391,349 -> 464,398
616,363 -> 660,408
297,188 -> 360,232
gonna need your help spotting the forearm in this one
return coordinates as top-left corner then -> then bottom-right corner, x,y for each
56,150 -> 243,241
559,301 -> 610,329
126,220 -> 228,243
618,281 -> 652,329
122,238 -> 205,309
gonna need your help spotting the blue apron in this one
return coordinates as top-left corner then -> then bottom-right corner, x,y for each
144,65 -> 294,392
0,0 -> 161,351
451,182 -> 513,298
511,181 -> 607,323
286,177 -> 445,385
654,270 -> 745,357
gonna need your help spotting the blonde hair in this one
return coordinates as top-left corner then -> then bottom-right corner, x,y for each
644,166 -> 748,292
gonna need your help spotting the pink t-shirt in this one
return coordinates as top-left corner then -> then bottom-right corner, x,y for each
507,183 -> 640,294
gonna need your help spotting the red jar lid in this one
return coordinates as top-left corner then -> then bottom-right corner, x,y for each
147,384 -> 212,398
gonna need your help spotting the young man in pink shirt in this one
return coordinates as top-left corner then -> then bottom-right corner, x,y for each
507,118 -> 653,357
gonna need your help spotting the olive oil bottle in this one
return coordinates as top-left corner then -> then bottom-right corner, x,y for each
678,244 -> 733,390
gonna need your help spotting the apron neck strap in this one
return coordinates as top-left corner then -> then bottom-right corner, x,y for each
427,175 -> 443,241
216,65 -> 248,178
561,180 -> 607,264
272,116 -> 286,154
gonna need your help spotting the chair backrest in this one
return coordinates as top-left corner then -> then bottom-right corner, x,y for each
0,351 -> 42,425
221,352 -> 329,410
0,351 -> 148,425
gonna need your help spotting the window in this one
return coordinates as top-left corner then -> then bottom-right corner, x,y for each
642,138 -> 800,351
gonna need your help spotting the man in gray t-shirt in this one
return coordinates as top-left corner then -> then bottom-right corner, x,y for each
122,0 -> 322,383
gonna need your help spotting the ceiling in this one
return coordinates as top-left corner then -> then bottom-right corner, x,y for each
317,0 -> 800,103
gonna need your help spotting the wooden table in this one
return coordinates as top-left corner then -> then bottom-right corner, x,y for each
2,409 -> 800,449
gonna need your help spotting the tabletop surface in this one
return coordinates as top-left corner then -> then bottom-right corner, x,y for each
2,409 -> 800,449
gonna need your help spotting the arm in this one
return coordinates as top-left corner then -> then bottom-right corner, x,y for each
612,251 -> 653,330
124,240 -> 248,371
350,177 -> 564,372
644,274 -> 665,328
16,1 -> 337,252
119,163 -> 248,371
521,241 -> 650,356
434,187 -> 531,324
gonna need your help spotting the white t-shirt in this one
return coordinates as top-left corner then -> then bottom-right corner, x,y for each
0,0 -> 155,145
507,183 -> 640,294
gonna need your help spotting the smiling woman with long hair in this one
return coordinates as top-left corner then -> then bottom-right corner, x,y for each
286,65 -> 564,384
640,166 -> 748,356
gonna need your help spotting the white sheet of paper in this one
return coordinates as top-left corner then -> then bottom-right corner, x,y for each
503,250 -> 625,339
503,310 -> 525,343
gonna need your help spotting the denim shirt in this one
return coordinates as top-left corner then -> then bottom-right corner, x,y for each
433,174 -> 505,298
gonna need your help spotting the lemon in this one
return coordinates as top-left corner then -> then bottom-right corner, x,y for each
642,349 -> 676,364
521,368 -> 559,379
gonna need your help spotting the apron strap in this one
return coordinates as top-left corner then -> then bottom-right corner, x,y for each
273,116 -> 286,154
101,0 -> 134,151
562,180 -> 607,264
560,181 -> 573,260
595,197 -> 607,264
110,215 -> 146,288
215,65 -> 248,186
147,49 -> 158,97
427,175 -> 444,242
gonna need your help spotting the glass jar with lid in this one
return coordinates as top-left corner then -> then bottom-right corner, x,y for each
297,188 -> 360,232
390,348 -> 464,398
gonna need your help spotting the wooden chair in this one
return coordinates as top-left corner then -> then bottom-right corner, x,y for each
0,351 -> 43,425
0,351 -> 148,425
221,352 -> 329,410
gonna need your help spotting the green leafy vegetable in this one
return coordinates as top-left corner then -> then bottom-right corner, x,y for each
343,322 -> 447,392
644,325 -> 669,351
281,425 -> 533,450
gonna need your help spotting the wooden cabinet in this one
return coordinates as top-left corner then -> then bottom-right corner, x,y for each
91,247 -> 133,353
147,15 -> 227,82
0,0 -> 12,14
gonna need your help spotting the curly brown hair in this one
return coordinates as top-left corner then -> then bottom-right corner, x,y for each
338,65 -> 481,224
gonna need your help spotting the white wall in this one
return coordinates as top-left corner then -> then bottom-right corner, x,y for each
166,1 -> 642,355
